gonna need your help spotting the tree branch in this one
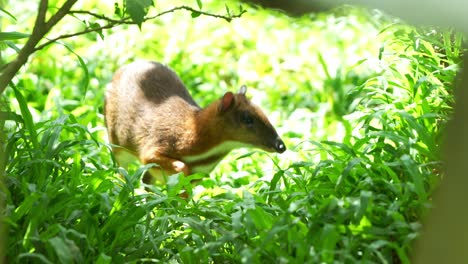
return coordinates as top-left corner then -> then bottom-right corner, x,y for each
36,0 -> 48,27
144,5 -> 246,22
69,10 -> 131,24
0,3 -> 245,94
34,23 -> 122,52
45,0 -> 79,32
0,0 -> 78,95
70,5 -> 246,23
34,5 -> 246,52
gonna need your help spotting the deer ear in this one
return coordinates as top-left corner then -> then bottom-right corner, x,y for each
219,92 -> 235,112
239,85 -> 247,95
219,92 -> 234,112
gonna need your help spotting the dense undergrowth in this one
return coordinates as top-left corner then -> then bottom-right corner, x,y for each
1,1 -> 464,263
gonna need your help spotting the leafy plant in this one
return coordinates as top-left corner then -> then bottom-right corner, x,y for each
0,1 -> 464,263
0,0 -> 245,95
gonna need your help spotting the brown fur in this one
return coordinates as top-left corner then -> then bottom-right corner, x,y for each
105,61 -> 285,183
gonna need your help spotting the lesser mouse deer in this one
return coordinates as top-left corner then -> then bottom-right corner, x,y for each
104,61 -> 286,184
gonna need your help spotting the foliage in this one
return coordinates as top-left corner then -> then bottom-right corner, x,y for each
0,0 -> 245,96
1,0 -> 464,263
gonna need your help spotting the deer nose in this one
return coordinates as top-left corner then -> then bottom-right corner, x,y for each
275,138 -> 286,153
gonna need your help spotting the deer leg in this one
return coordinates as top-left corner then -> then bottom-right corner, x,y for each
141,153 -> 190,184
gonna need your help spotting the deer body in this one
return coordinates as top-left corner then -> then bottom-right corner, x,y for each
104,61 -> 285,183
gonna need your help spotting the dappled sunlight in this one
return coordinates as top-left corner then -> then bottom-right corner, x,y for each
1,0 -> 463,262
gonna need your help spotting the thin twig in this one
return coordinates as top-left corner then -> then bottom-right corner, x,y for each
69,5 -> 246,23
144,5 -> 246,22
34,5 -> 246,52
1,3 -> 245,94
34,23 -> 121,52
0,0 -> 79,94
69,10 -> 130,24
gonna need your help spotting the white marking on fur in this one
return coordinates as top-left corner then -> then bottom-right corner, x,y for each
182,141 -> 251,163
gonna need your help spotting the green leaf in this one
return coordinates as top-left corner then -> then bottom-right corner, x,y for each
125,0 -> 154,28
401,154 -> 427,202
320,224 -> 340,262
267,170 -> 283,204
96,253 -> 112,264
235,151 -> 256,160
0,31 -> 29,40
48,237 -> 74,263
231,210 -> 243,232
0,7 -> 17,21
114,2 -> 122,17
336,157 -> 361,189
11,84 -> 39,149
196,0 -> 203,9
5,40 -> 21,53
354,191 -> 372,224
90,22 -> 104,40
247,206 -> 273,230
58,43 -> 90,96
17,253 -> 53,264
191,11 -> 201,18
0,111 -> 21,122
12,192 -> 42,222
322,141 -> 356,156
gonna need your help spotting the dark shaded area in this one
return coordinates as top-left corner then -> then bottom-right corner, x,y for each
414,46 -> 468,264
242,0 -> 332,16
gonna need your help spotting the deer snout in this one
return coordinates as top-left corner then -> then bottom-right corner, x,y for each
274,137 -> 286,153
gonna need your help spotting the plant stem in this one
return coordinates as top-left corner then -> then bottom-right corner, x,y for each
34,5 -> 246,52
0,0 -> 78,95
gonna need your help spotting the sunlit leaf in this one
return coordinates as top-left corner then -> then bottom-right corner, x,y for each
125,0 -> 153,28
0,31 -> 29,40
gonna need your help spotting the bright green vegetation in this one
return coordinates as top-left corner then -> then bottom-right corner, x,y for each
1,1 -> 464,263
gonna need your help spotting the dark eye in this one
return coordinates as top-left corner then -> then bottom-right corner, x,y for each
240,111 -> 254,126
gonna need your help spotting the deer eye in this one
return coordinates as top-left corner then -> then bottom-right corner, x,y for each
240,111 -> 254,127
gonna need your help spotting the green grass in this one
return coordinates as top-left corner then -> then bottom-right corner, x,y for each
1,1 -> 464,263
